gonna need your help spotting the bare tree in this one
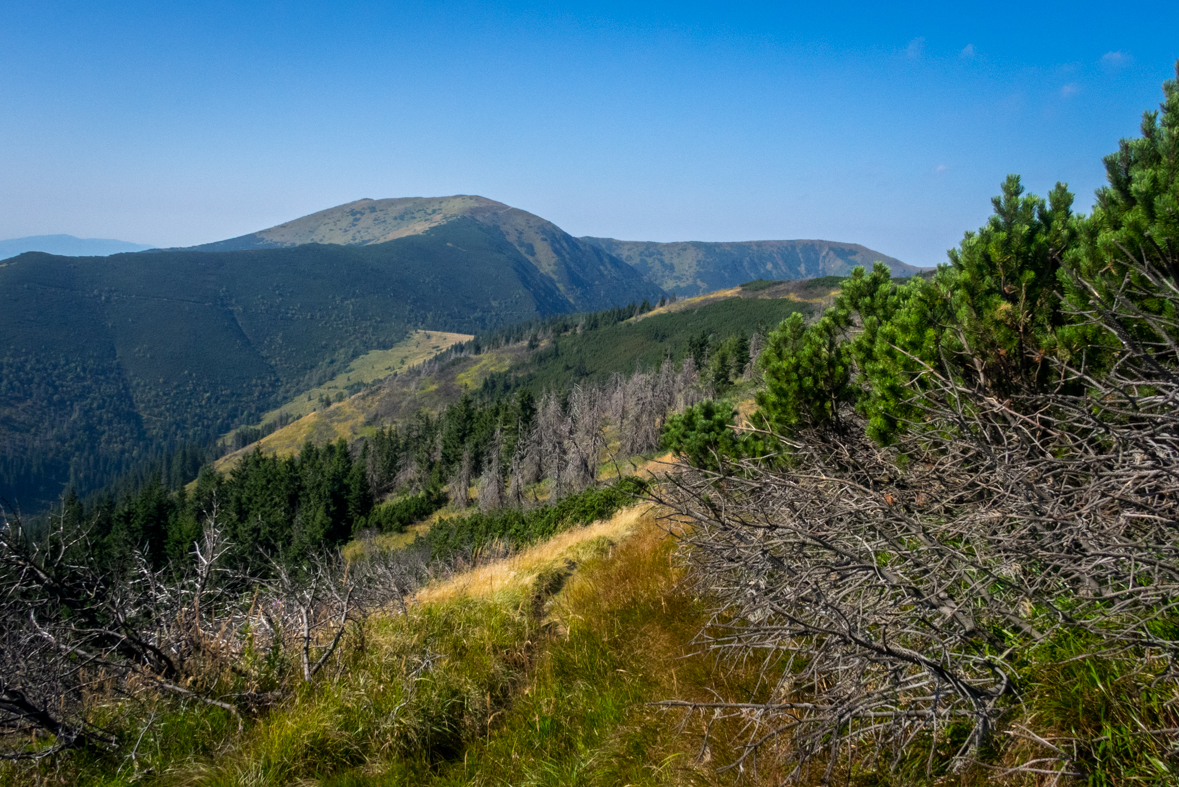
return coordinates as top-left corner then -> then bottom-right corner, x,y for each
537,392 -> 570,500
448,450 -> 472,509
562,385 -> 605,494
515,422 -> 543,488
744,331 -> 764,380
0,503 -> 244,759
0,498 -> 398,763
394,455 -> 424,495
478,429 -> 505,512
506,442 -> 526,509
655,252 -> 1179,781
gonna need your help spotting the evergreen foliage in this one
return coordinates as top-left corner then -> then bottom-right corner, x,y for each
657,61 -> 1179,783
661,401 -> 740,471
366,489 -> 449,534
745,173 -> 1079,444
474,296 -> 807,398
423,477 -> 646,561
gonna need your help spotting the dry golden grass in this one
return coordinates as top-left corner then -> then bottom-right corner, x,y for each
212,327 -> 469,464
632,287 -> 743,321
414,504 -> 649,605
214,397 -> 367,471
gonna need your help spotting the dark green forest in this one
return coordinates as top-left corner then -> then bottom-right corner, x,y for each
0,218 -> 633,510
46,288 -> 784,578
471,295 -> 813,399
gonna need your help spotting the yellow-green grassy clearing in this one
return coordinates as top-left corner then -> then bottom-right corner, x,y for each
453,348 -> 516,389
632,286 -> 743,321
215,397 -> 368,471
340,501 -> 473,562
341,520 -> 432,561
255,330 -> 471,427
633,280 -> 839,324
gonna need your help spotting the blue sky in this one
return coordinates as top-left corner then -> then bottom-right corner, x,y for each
2,2 -> 1176,266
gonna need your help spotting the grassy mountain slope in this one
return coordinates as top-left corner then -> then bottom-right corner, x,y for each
583,236 -> 919,296
0,220 -> 604,510
2,499 -> 765,786
192,195 -> 665,311
215,287 -> 827,470
250,330 -> 472,425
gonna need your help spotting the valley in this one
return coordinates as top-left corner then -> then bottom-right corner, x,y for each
7,64 -> 1179,781
227,329 -> 472,436
0,195 -> 898,511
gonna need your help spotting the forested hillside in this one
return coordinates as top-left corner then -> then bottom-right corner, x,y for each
0,218 -> 623,510
207,287 -> 829,473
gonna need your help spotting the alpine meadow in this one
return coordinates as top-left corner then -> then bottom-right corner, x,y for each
3,14 -> 1179,787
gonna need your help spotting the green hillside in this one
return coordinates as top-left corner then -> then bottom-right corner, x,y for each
210,287 -> 829,474
0,219 -> 624,510
477,296 -> 814,397
583,235 -> 919,296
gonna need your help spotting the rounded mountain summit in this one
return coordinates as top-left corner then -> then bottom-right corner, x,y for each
191,195 -> 917,300
190,195 -> 660,312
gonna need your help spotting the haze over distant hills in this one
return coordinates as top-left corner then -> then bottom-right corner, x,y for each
582,237 -> 921,297
0,234 -> 153,260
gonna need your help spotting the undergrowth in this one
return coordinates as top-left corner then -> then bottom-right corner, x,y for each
4,493 -> 1173,786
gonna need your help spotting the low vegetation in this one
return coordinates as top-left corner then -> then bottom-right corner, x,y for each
659,63 -> 1179,783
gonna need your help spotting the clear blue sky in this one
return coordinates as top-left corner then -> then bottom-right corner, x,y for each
2,1 -> 1176,266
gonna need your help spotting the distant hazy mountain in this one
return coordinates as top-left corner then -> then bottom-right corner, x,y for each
190,196 -> 664,311
0,234 -> 153,261
581,237 -> 920,297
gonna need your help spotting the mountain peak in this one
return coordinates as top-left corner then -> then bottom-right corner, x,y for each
196,195 -> 515,251
188,196 -> 665,311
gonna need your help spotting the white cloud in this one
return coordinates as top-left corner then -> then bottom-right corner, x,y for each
906,37 -> 925,59
1102,51 -> 1132,68
960,44 -> 975,58
1060,83 -> 1080,98
936,164 -> 949,173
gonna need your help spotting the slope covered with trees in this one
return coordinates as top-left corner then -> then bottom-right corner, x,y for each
0,218 -> 622,510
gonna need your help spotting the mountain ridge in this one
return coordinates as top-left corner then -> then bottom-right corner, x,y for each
0,218 -> 633,509
187,196 -> 665,312
582,236 -> 920,296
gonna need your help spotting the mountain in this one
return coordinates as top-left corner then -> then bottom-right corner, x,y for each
581,237 -> 920,296
191,196 -> 664,311
0,217 -> 651,510
0,234 -> 153,260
